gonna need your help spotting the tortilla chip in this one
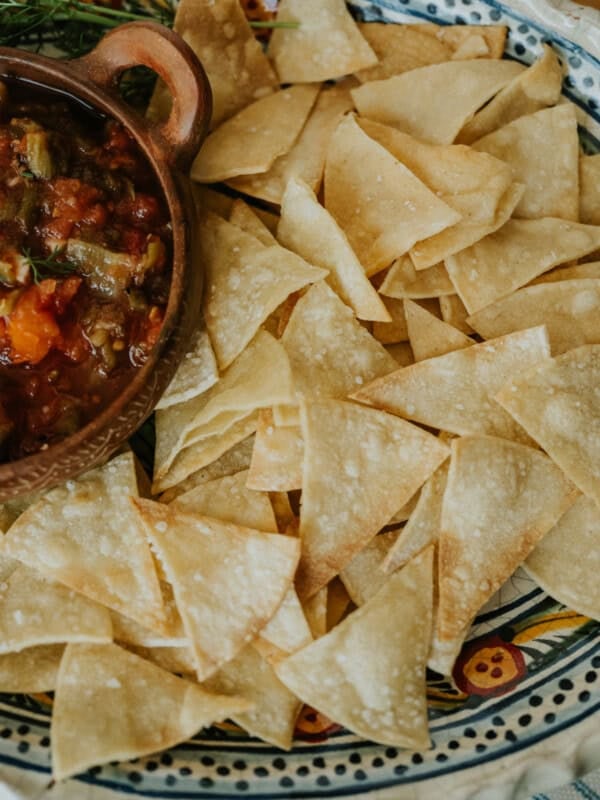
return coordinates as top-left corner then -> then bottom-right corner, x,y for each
111,581 -> 187,649
352,326 -> 550,442
379,256 -> 454,299
352,60 -> 524,145
385,342 -> 414,367
445,219 -> 600,315
159,435 -> 255,504
297,399 -> 449,598
452,34 -> 489,59
276,547 -> 433,748
531,261 -> 600,284
267,0 -> 377,83
134,500 -> 299,680
192,185 -> 234,219
247,410 -> 304,492
170,470 -> 277,532
52,642 -> 251,781
357,118 -> 516,268
191,85 -> 320,183
324,115 -> 461,275
496,345 -> 600,508
405,299 -> 472,361
458,45 -> 563,144
206,644 -> 301,750
0,644 -> 64,693
228,85 -> 354,205
0,565 -> 112,654
154,414 -> 259,495
156,326 -> 218,411
201,212 -> 326,369
372,297 -> 408,344
525,495 -> 600,621
146,0 -> 277,129
415,24 -> 507,58
468,279 -> 600,355
384,462 -> 449,574
440,294 -> 474,334
388,491 -> 421,525
431,435 -> 578,675
1,453 -> 166,633
302,586 -> 328,639
229,199 -> 276,245
581,154 -> 600,225
326,578 -> 352,630
340,531 -> 400,606
278,178 -> 390,322
473,104 -> 579,221
258,587 -> 313,658
125,644 -> 197,676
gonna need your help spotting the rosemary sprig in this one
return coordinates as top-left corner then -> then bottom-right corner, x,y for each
23,246 -> 77,283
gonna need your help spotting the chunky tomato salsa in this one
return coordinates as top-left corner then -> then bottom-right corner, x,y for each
0,82 -> 172,461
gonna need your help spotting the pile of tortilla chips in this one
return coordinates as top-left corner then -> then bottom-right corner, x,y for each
1,0 -> 599,783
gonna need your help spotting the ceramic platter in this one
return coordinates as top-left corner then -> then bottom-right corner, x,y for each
0,2 -> 599,798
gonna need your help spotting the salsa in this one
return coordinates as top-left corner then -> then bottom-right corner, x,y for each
0,81 -> 172,461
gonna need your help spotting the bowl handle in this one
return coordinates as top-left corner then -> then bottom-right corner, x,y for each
72,21 -> 212,170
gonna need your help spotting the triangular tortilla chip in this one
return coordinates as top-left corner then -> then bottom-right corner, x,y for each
357,118 -> 516,268
170,470 -> 277,532
458,45 -> 563,144
153,414 -> 259,495
146,0 -> 277,129
326,578 -> 353,631
351,60 -> 524,145
324,116 -> 461,275
258,587 -> 313,659
445,219 -> 600,314
125,644 -> 197,676
52,642 -> 252,781
206,644 -> 301,750
159,435 -> 255,504
111,580 -> 187,649
383,462 -> 449,574
440,294 -> 474,334
388,490 -> 421,525
432,436 -> 578,675
269,492 -> 296,533
531,261 -> 600,284
134,500 -> 299,680
247,409 -> 304,492
228,84 -> 354,205
301,586 -> 327,640
280,282 -> 397,425
581,154 -> 600,225
267,0 -> 377,83
379,256 -> 454,299
276,547 -> 434,747
385,342 -> 414,367
229,199 -> 276,245
0,565 -> 112,653
372,297 -> 408,344
191,85 -> 320,183
1,453 -> 166,633
297,399 -> 449,597
154,330 -> 293,481
525,495 -> 600,621
405,299 -> 472,361
278,178 -> 390,322
467,279 -> 600,355
352,326 -> 550,442
201,212 -> 327,369
340,531 -> 400,606
414,23 -> 507,58
473,104 -> 579,221
156,325 -> 218,410
0,644 -> 64,693
496,345 -> 600,508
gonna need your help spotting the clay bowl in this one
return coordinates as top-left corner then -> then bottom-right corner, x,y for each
0,22 -> 212,501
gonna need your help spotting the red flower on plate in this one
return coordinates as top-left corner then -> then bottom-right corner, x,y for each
453,635 -> 527,697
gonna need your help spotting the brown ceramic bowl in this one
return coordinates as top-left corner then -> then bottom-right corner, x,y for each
0,22 -> 212,501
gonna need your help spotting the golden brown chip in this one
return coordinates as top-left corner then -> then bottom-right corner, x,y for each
276,547 -> 434,748
258,587 -> 313,658
405,299 -> 472,361
0,644 -> 64,693
301,586 -> 328,640
52,643 -> 252,781
326,578 -> 353,631
445,219 -> 600,314
473,104 -> 579,220
192,185 -> 234,219
297,399 -> 449,598
267,0 -> 377,83
146,0 -> 277,129
581,154 -> 600,225
324,115 -> 461,275
111,580 -> 187,650
134,500 -> 299,680
200,213 -> 326,369
457,45 -> 563,144
415,23 -> 507,58
432,436 -> 578,675
372,297 -> 408,344
269,492 -> 296,533
191,85 -> 320,183
278,178 -> 390,321
247,410 -> 304,492
125,644 -> 197,677
530,261 -> 600,284
352,326 -> 550,442
351,59 -> 524,145
379,256 -> 454,299
340,531 -> 400,605
496,344 -> 600,508
229,199 -> 277,245
440,294 -> 474,334
384,342 -> 415,367
156,325 -> 218,411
